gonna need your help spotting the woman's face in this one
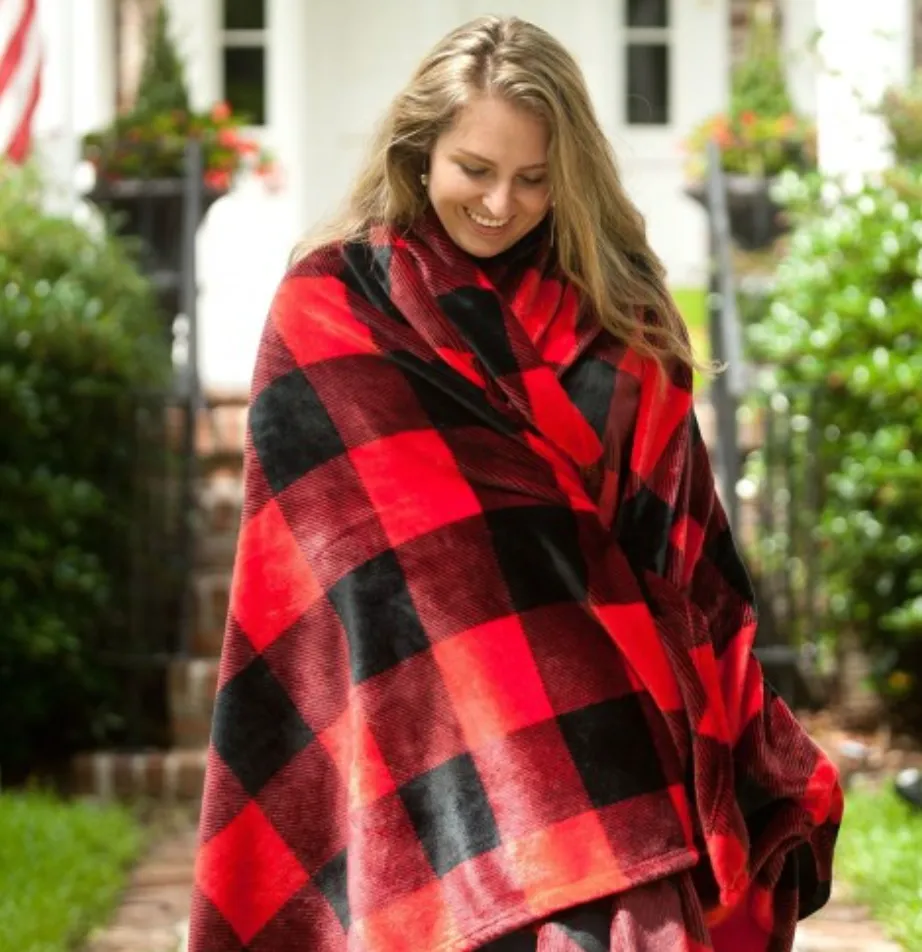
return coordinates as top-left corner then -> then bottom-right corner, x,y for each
427,95 -> 552,258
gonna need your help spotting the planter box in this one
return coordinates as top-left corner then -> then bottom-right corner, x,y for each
686,174 -> 788,251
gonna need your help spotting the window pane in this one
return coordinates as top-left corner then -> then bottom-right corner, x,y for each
626,44 -> 669,125
224,0 -> 265,30
626,0 -> 668,28
223,46 -> 266,124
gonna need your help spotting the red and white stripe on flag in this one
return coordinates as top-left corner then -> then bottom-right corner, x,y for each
0,0 -> 42,164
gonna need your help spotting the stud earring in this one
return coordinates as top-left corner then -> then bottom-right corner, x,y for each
421,173 -> 429,186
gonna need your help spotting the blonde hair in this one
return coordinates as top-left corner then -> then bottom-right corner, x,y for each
293,15 -> 707,375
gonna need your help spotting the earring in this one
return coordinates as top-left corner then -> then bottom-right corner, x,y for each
421,173 -> 429,186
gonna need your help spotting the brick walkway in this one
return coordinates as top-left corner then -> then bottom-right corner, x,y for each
81,823 -> 196,952
83,826 -> 903,952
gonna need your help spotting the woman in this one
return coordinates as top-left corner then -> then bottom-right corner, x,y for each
189,16 -> 841,952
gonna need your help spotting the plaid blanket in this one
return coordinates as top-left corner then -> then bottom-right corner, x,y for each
188,214 -> 842,952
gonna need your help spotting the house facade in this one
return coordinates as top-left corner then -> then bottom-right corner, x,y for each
31,0 -> 915,390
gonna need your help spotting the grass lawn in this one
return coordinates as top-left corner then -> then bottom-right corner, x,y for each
0,791 -> 143,952
671,287 -> 709,389
671,286 -> 707,349
836,786 -> 922,949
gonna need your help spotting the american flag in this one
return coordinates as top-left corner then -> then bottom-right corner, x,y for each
0,0 -> 41,163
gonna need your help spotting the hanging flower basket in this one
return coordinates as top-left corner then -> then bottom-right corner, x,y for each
682,110 -> 816,251
684,174 -> 788,251
83,102 -> 280,316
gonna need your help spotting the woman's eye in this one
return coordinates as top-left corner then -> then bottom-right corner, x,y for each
461,165 -> 489,178
520,175 -> 547,187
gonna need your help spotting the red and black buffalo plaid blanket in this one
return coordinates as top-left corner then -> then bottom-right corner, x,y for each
188,214 -> 842,952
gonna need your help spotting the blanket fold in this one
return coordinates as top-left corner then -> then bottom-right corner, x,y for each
189,215 -> 842,952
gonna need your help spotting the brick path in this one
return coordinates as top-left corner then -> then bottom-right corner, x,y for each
83,825 -> 903,952
794,883 -> 902,951
81,823 -> 196,952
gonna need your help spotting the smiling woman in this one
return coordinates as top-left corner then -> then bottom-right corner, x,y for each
426,97 -> 551,257
189,15 -> 841,952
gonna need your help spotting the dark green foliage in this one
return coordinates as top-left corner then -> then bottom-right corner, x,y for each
749,169 -> 922,728
730,1 -> 794,121
133,3 -> 190,118
0,163 -> 169,779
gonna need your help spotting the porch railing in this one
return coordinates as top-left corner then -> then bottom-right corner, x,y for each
91,141 -> 205,746
702,140 -> 826,706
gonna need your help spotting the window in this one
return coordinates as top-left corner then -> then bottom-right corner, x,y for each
221,0 -> 267,125
625,0 -> 671,126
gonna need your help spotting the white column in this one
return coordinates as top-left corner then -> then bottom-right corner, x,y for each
163,0 -> 220,110
267,0 -> 313,237
781,0 -> 818,116
815,0 -> 913,179
35,0 -> 114,213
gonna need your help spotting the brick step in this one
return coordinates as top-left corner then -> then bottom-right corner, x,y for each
190,570 -> 231,659
196,391 -> 248,458
195,469 -> 243,571
71,749 -> 207,802
168,658 -> 220,748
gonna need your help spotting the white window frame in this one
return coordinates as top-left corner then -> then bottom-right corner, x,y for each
623,0 -> 674,138
219,3 -> 269,132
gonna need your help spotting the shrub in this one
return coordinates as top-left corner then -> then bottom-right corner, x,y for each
748,169 -> 922,728
878,71 -> 922,166
0,162 -> 170,779
684,1 -> 815,180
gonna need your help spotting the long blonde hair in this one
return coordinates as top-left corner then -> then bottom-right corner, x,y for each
293,15 -> 706,374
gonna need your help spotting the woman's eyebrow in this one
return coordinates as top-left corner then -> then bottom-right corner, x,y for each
455,149 -> 548,171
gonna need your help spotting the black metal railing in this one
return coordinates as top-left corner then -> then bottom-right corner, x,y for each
88,141 -> 206,746
702,140 -> 827,705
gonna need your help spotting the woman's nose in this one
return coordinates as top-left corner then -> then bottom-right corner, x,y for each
482,181 -> 514,218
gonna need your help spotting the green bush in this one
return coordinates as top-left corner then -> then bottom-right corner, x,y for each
0,790 -> 143,951
878,71 -> 922,166
0,162 -> 169,779
748,169 -> 922,727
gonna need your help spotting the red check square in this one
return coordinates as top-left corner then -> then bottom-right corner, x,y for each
273,276 -> 377,366
349,431 -> 482,547
504,811 -> 622,916
231,499 -> 321,652
354,880 -> 462,951
196,801 -> 308,944
318,696 -> 397,811
433,617 -> 555,750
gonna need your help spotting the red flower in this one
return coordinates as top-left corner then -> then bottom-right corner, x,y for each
211,101 -> 232,122
204,168 -> 231,192
217,128 -> 239,148
740,110 -> 757,127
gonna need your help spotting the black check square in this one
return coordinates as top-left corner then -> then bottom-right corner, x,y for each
438,287 -> 519,377
327,548 -> 430,683
342,241 -> 407,324
394,350 -> 517,434
706,525 -> 756,603
616,486 -> 674,576
212,656 -> 313,796
561,356 -> 618,442
486,505 -> 587,611
250,368 -> 347,494
313,849 -> 350,930
557,694 -> 667,808
399,753 -> 501,877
